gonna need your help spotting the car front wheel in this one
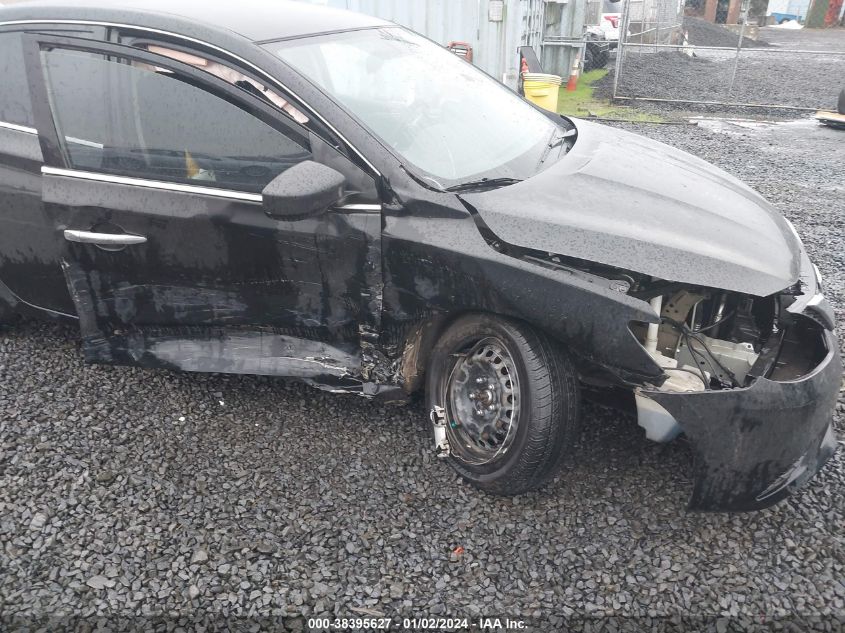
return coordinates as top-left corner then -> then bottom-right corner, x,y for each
425,314 -> 580,495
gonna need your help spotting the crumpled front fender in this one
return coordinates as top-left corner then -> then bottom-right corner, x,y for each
644,330 -> 841,512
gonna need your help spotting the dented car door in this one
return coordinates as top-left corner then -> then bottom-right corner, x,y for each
26,35 -> 381,378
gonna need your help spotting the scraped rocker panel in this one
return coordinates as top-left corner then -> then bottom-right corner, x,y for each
61,259 -> 361,379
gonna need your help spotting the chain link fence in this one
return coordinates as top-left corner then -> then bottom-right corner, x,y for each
611,0 -> 845,111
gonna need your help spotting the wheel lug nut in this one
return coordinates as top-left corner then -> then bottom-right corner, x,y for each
468,393 -> 476,400
487,404 -> 496,411
476,377 -> 486,384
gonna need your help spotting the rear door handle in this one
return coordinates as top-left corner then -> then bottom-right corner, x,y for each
63,229 -> 147,246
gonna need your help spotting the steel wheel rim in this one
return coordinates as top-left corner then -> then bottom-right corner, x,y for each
444,336 -> 521,465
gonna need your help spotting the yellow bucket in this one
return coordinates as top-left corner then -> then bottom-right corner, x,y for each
523,73 -> 562,112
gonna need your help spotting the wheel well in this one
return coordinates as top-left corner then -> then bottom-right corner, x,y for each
394,313 -> 455,394
396,310 -> 557,394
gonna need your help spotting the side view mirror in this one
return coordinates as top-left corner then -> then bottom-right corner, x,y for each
262,160 -> 345,219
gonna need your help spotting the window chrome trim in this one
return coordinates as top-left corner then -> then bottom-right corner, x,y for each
0,18 -> 381,177
41,166 -> 264,202
337,203 -> 381,211
67,135 -> 104,149
41,166 -> 382,211
0,120 -> 37,135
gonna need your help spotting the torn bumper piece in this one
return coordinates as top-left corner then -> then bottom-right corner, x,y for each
643,330 -> 841,512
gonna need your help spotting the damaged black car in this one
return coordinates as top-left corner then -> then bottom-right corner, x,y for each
0,0 -> 839,512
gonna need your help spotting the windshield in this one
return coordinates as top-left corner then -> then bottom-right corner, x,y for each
265,28 -> 564,189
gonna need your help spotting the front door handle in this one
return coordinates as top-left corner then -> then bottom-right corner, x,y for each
63,229 -> 147,246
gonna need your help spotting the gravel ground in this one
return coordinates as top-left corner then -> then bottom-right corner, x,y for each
597,26 -> 845,113
682,16 -> 769,48
1,126 -> 844,631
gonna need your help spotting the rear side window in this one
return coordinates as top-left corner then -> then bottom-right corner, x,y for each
0,32 -> 35,127
41,48 -> 312,193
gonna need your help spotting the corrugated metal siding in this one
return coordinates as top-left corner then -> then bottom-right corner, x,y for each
477,0 -> 511,80
327,0 -> 479,51
520,0 -> 545,47
296,0 -> 545,82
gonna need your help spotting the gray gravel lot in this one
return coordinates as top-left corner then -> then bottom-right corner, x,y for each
598,26 -> 845,113
682,16 -> 769,48
1,122 -> 844,631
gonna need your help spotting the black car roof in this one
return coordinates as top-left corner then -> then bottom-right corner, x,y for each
0,0 -> 390,43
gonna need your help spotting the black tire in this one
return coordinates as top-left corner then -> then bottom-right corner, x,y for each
593,48 -> 609,69
583,46 -> 596,72
584,44 -> 609,72
425,314 -> 580,495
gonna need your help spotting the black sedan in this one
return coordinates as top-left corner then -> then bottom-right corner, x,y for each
0,0 -> 839,511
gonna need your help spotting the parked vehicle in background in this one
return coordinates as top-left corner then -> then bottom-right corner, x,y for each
0,0 -> 839,512
599,11 -> 623,41
584,26 -> 612,71
582,0 -> 624,71
766,0 -> 811,23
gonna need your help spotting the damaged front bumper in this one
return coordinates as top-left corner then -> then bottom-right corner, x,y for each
642,326 -> 840,512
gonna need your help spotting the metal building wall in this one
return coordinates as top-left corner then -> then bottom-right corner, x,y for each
541,0 -> 587,79
298,0 -> 545,84
321,0 -> 478,56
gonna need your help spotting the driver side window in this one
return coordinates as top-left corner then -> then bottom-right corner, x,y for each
41,47 -> 312,193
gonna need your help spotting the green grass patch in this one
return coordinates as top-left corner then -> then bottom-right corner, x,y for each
555,68 -> 664,122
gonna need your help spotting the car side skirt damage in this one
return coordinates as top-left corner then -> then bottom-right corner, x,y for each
49,176 -> 388,395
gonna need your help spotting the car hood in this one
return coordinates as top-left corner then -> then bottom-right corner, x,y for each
461,119 -> 801,296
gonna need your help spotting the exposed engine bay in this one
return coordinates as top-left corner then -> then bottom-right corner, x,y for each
629,282 -> 828,442
497,237 -> 838,511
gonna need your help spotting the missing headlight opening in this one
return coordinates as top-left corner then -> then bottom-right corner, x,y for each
629,283 -> 827,443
